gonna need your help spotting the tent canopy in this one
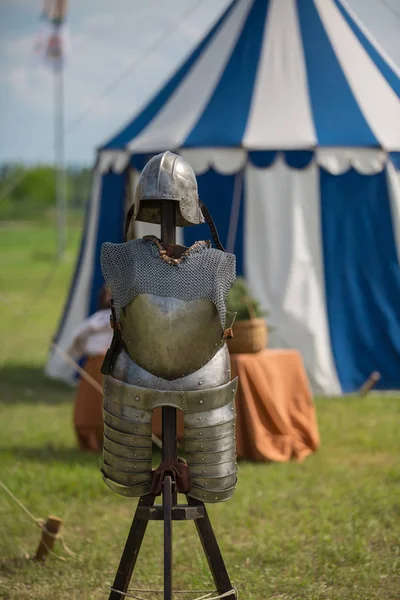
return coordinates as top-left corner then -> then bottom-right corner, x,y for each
100,0 -> 400,173
46,0 -> 400,396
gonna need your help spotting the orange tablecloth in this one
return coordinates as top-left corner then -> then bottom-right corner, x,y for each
231,349 -> 319,461
152,349 -> 320,462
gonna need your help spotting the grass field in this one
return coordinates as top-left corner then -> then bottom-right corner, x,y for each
0,223 -> 399,600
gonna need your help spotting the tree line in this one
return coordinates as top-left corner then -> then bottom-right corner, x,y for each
0,164 -> 92,221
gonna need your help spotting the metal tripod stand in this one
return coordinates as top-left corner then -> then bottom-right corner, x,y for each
108,201 -> 236,600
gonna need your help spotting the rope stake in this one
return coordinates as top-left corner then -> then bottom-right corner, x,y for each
0,479 -> 75,561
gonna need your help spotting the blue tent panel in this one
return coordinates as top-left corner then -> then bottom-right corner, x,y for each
89,172 -> 126,314
184,169 -> 245,276
184,0 -> 269,147
321,168 -> 400,392
297,0 -> 378,146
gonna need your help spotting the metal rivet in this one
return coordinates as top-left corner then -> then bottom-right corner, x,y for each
134,454 -> 137,457
135,396 -> 140,401
200,445 -> 203,449
201,458 -> 205,461
203,495 -> 206,498
228,369 -> 230,374
166,392 -> 170,395
199,432 -> 202,436
204,483 -> 207,486
203,470 -> 206,474
134,479 -> 136,483
137,378 -> 141,383
199,400 -> 204,405
134,428 -> 138,432
184,409 -> 187,412
199,381 -> 203,385
198,417 -> 202,421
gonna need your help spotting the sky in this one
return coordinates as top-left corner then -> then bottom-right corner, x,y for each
0,0 -> 399,166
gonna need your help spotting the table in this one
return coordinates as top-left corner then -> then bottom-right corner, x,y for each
152,349 -> 320,462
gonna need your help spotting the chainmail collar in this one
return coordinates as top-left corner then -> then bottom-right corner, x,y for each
143,235 -> 211,266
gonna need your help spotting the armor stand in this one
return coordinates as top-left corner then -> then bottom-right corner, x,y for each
108,201 -> 236,600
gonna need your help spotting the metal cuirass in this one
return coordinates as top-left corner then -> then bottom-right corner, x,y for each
100,235 -> 238,503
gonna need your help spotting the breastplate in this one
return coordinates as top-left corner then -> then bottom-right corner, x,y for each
119,294 -> 224,380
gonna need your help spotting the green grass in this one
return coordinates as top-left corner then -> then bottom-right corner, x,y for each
0,223 -> 399,599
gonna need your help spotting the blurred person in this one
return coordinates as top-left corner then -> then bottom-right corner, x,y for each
67,285 -> 112,452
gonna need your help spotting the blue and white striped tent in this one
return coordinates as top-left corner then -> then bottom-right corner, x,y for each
47,0 -> 400,395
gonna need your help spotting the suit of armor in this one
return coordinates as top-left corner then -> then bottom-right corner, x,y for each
100,152 -> 238,503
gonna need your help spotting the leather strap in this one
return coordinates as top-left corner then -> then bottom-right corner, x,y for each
199,200 -> 225,252
124,203 -> 136,241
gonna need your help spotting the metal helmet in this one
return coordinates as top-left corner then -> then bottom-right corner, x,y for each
131,151 -> 204,227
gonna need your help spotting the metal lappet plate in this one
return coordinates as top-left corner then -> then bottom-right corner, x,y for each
189,460 -> 237,479
103,375 -> 153,410
101,464 -> 152,487
184,436 -> 236,454
184,402 -> 236,429
103,436 -> 153,460
103,398 -> 152,424
188,484 -> 237,504
111,345 -> 231,390
102,476 -> 152,497
183,420 -> 235,441
103,409 -> 152,436
104,424 -> 152,449
120,295 -> 224,379
191,473 -> 237,490
103,374 -> 237,414
186,446 -> 236,465
103,449 -> 152,474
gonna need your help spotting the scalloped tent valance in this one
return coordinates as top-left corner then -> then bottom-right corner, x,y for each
98,148 -> 400,176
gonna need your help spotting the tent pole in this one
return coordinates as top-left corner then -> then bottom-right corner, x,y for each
54,65 -> 67,261
226,169 -> 244,255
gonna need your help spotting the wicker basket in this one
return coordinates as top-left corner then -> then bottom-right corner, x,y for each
227,318 -> 268,354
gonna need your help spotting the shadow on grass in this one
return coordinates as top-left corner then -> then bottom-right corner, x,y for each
3,443 -> 163,467
0,364 -> 73,405
1,443 -> 100,465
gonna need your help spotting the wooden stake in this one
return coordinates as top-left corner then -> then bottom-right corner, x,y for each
359,371 -> 381,397
35,515 -> 63,561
